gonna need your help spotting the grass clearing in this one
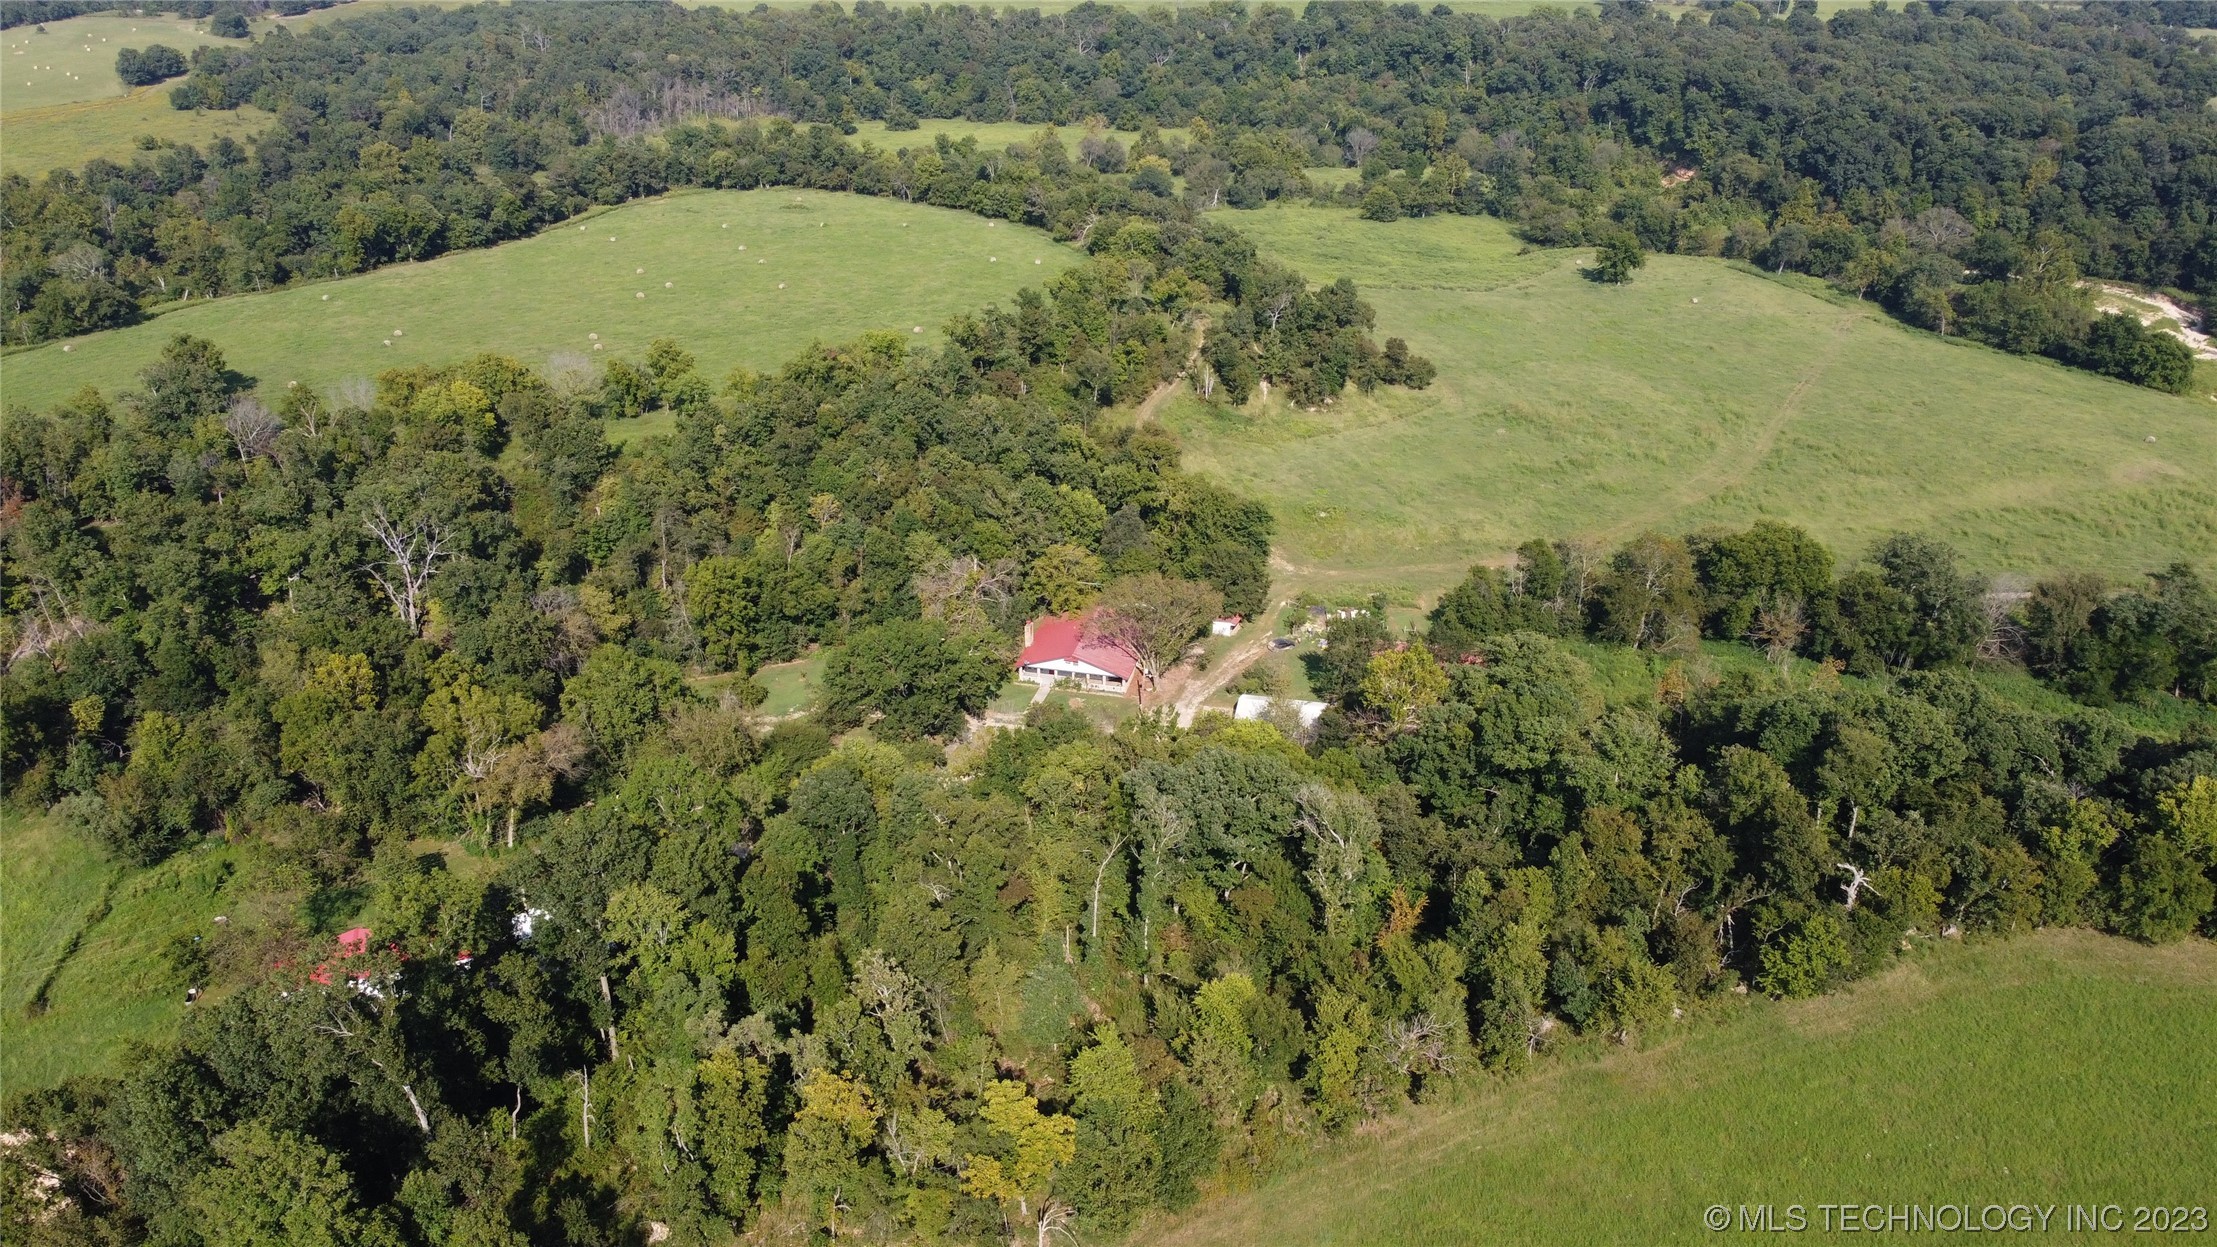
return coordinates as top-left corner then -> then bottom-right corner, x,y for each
848,118 -> 1185,156
1166,206 -> 2216,602
989,679 -> 1043,718
3,188 -> 1081,414
1,89 -> 272,179
1143,929 -> 2217,1247
2,809 -> 246,1094
0,12 -> 235,114
753,654 -> 828,719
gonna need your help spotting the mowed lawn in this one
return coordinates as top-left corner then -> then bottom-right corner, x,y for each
1143,930 -> 2217,1247
1166,206 -> 2217,599
1,809 -> 246,1094
2,189 -> 1081,413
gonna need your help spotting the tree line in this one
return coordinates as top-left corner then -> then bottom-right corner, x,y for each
1396,523 -> 2214,703
6,1 -> 2211,392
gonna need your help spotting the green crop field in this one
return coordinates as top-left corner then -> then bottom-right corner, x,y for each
1143,930 -> 2217,1247
1,189 -> 1081,414
1164,206 -> 2217,601
1,809 -> 248,1094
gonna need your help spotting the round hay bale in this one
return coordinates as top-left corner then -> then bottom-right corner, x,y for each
635,292 -> 645,299
321,294 -> 329,300
664,281 -> 673,288
777,282 -> 786,289
757,259 -> 765,264
609,236 -> 617,242
2146,435 -> 2158,443
738,245 -> 746,251
989,256 -> 998,262
382,340 -> 392,347
912,326 -> 922,333
392,329 -> 403,336
593,342 -> 604,351
589,333 -> 599,341
636,267 -> 644,274
1034,258 -> 1041,264
61,343 -> 73,352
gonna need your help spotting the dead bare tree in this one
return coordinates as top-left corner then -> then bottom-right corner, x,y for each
1748,596 -> 1807,677
1087,836 -> 1125,941
223,396 -> 283,462
1837,861 -> 1880,912
1344,125 -> 1380,166
1034,1200 -> 1078,1247
362,502 -> 455,633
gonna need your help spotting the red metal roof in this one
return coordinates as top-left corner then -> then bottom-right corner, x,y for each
1018,615 -> 1137,680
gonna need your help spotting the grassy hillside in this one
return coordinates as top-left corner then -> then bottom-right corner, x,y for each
1165,206 -> 2217,600
0,809 -> 248,1094
1,90 -> 272,179
1144,931 -> 2217,1247
2,189 -> 1080,414
0,12 -> 236,113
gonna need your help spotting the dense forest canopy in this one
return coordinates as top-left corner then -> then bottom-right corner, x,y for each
4,4 -> 2217,1246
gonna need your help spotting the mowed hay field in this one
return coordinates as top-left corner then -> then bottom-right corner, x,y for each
0,12 -> 233,112
0,11 -> 273,177
2,189 -> 1081,414
1144,931 -> 2217,1247
1165,206 -> 2217,599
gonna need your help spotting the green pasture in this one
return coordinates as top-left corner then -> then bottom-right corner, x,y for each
1143,930 -> 2217,1247
1,189 -> 1081,414
0,11 -> 236,114
1,90 -> 272,179
1166,206 -> 2217,601
1,809 -> 245,1095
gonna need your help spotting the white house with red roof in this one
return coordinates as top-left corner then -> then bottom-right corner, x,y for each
1017,615 -> 1137,696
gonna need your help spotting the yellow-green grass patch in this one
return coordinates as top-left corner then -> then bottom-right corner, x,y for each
1166,205 -> 2216,601
1,88 -> 271,179
3,188 -> 1083,414
1142,930 -> 2217,1247
848,117 -> 1186,156
0,11 -> 236,115
754,654 -> 828,719
2,809 -> 247,1094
